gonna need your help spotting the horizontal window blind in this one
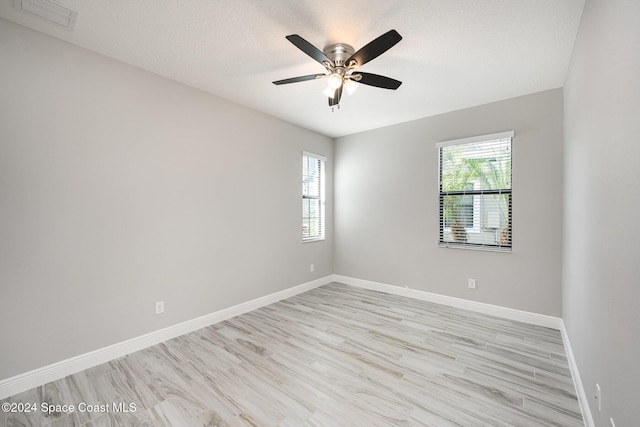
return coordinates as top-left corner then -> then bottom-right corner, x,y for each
302,152 -> 325,241
438,132 -> 513,250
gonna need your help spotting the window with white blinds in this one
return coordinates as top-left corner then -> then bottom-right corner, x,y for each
302,152 -> 325,241
437,132 -> 513,250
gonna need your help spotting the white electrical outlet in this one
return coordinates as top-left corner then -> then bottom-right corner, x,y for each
468,279 -> 476,289
155,301 -> 164,315
595,384 -> 601,412
310,264 -> 315,272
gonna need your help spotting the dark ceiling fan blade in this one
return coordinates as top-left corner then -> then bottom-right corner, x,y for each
355,72 -> 402,90
273,74 -> 326,85
286,34 -> 333,66
346,30 -> 402,68
328,85 -> 343,107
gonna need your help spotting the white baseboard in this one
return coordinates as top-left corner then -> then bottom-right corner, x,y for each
333,275 -> 563,329
0,275 -> 332,400
2,273 -> 592,427
560,322 -> 595,427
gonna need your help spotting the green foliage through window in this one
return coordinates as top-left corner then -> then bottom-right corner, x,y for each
438,133 -> 513,249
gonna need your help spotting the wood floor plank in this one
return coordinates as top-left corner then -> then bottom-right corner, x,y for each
1,283 -> 584,426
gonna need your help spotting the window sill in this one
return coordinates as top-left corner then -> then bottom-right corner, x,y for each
303,237 -> 325,243
438,242 -> 511,253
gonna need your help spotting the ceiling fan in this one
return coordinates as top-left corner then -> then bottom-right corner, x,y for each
273,30 -> 403,110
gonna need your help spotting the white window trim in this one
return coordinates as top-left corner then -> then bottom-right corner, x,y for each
437,131 -> 513,252
302,151 -> 326,243
436,131 -> 514,148
302,151 -> 327,163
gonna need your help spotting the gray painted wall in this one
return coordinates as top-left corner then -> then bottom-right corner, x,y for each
563,0 -> 640,425
334,89 -> 564,317
0,19 -> 333,380
5,5 -> 639,424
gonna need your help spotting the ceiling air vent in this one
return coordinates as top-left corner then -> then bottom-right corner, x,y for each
13,0 -> 78,30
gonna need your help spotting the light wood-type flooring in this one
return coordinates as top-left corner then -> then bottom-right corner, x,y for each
1,283 -> 584,426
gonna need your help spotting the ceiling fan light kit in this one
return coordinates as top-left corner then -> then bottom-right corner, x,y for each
273,30 -> 403,111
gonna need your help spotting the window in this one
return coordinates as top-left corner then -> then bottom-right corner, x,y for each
302,152 -> 325,241
438,131 -> 513,250
443,182 -> 479,231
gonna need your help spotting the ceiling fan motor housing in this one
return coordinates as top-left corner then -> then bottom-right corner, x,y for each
323,43 -> 355,66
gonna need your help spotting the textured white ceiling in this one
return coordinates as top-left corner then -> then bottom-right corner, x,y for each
0,0 -> 585,138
